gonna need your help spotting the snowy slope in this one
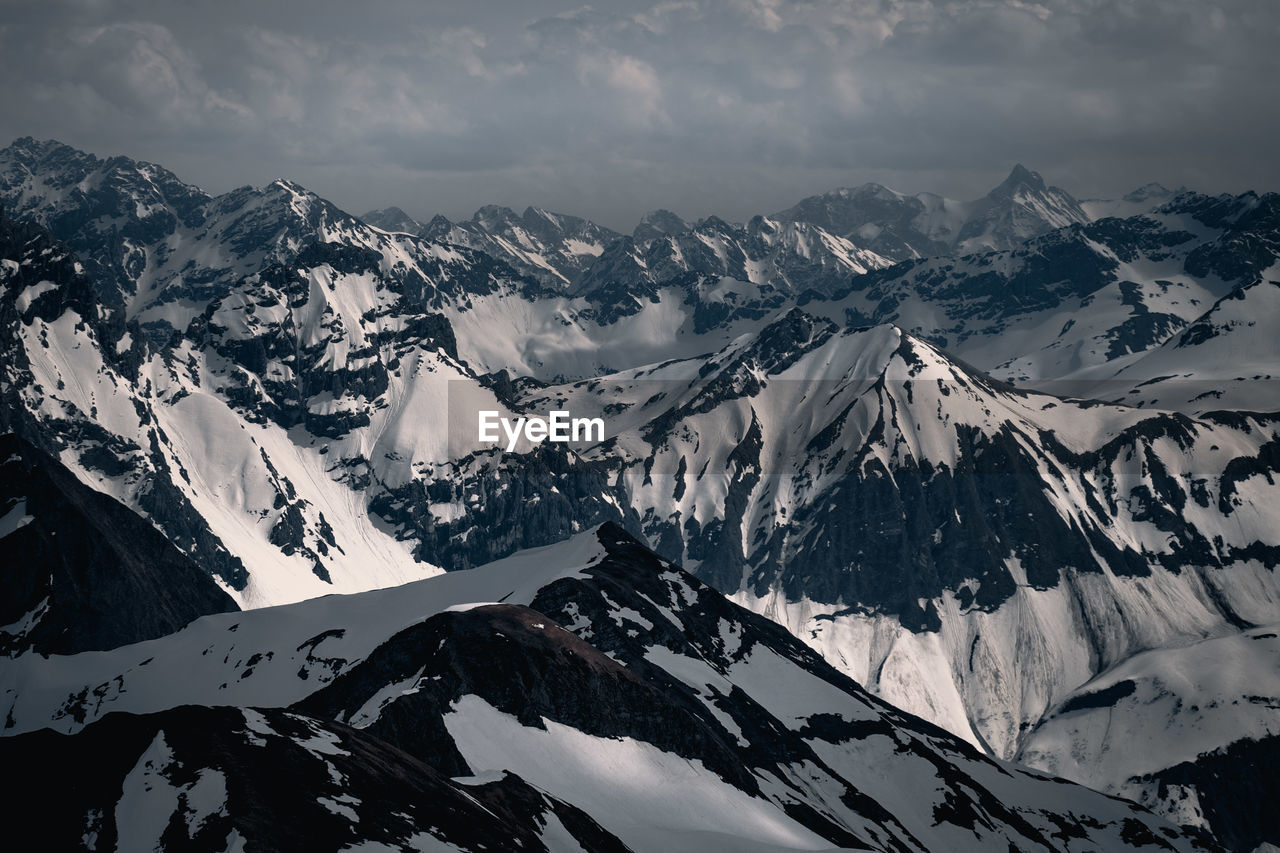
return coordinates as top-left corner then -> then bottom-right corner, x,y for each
1081,183 -> 1181,220
0,703 -> 630,853
0,211 -> 442,605
1063,274 -> 1280,413
1018,625 -> 1280,851
0,525 -> 1216,853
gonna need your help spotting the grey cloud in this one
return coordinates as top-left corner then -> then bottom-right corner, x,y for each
1,0 -> 1276,230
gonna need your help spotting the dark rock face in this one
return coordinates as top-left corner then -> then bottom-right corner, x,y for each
743,414 -> 1181,618
367,446 -> 635,571
0,704 -> 632,853
0,137 -> 210,308
0,201 -> 136,369
1179,191 -> 1280,283
300,602 -> 758,789
0,434 -> 238,656
1139,735 -> 1280,853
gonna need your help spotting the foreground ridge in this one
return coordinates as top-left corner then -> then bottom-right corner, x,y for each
0,525 -> 1219,852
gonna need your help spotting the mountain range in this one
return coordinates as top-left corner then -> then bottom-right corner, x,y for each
3,136 -> 1279,851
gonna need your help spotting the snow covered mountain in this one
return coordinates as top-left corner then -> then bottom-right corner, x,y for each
370,169 -> 1280,392
632,208 -> 690,242
1068,275 -> 1280,414
0,137 -> 552,346
498,309 -> 1280,847
0,525 -> 1218,852
575,213 -> 892,303
3,137 -> 1280,851
367,200 -> 893,331
359,205 -> 423,235
516,311 -> 1280,757
3,703 -> 631,853
952,165 -> 1093,255
0,201 -> 637,608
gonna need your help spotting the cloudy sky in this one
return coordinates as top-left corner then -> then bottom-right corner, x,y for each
2,0 -> 1277,230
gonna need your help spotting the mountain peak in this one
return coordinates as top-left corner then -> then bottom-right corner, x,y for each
995,163 -> 1046,193
266,177 -> 315,199
361,206 -> 421,234
694,214 -> 734,232
3,136 -> 89,162
419,213 -> 453,239
633,208 -> 688,241
850,181 -> 903,200
472,204 -> 519,226
1122,182 -> 1174,203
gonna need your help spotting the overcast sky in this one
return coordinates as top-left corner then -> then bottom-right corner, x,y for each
2,0 -> 1277,231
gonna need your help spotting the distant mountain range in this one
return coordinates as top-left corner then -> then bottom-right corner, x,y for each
362,162 -> 1091,296
3,136 -> 1279,851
